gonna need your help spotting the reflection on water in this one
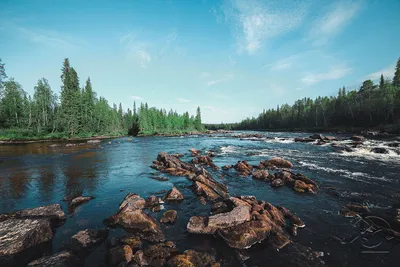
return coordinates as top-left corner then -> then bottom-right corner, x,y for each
0,133 -> 399,267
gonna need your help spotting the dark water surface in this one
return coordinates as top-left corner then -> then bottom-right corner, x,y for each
1,132 -> 399,266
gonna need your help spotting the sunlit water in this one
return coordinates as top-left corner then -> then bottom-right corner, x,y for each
1,131 -> 399,266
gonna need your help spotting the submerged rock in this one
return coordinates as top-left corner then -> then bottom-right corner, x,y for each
68,196 -> 94,212
350,135 -> 365,142
0,219 -> 53,266
160,210 -> 177,224
164,187 -> 184,201
64,228 -> 108,257
295,137 -> 315,142
27,251 -> 82,267
371,147 -> 389,154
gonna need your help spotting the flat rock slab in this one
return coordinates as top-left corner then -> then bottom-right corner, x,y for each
27,251 -> 83,267
0,218 -> 53,265
0,204 -> 66,226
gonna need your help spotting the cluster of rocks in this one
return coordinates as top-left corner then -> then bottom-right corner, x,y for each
187,195 -> 305,249
191,155 -> 219,170
222,157 -> 318,194
232,133 -> 265,140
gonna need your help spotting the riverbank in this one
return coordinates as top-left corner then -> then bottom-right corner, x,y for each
0,134 -> 126,144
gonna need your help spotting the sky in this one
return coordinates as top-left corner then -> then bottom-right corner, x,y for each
0,0 -> 399,123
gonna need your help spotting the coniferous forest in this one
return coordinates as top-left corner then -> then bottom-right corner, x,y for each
206,57 -> 400,133
0,58 -> 205,140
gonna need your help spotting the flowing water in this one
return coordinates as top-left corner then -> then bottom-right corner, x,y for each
1,131 -> 399,266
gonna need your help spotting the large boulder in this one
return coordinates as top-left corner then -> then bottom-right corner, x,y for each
64,228 -> 108,257
27,251 -> 82,267
108,245 -> 133,267
104,209 -> 165,243
187,205 -> 251,234
132,242 -> 177,267
0,219 -> 53,266
118,193 -> 146,212
0,204 -> 66,226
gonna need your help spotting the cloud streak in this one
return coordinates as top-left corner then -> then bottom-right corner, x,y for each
131,95 -> 144,100
120,31 -> 152,68
301,65 -> 352,85
308,1 -> 361,46
221,0 -> 307,54
365,63 -> 396,81
176,97 -> 191,103
207,73 -> 233,86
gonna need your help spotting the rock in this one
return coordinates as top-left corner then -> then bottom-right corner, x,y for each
371,147 -> 389,154
271,178 -> 285,187
65,228 -> 108,257
104,194 -> 165,243
68,196 -> 94,212
268,231 -> 291,249
132,242 -> 177,267
211,201 -> 232,215
189,148 -> 200,156
150,176 -> 169,181
160,210 -> 177,224
221,165 -> 233,170
387,142 -> 400,148
325,136 -> 336,141
108,245 -> 133,267
166,250 -> 218,267
234,160 -> 253,176
145,195 -> 163,211
0,219 -> 53,266
277,243 -> 325,266
120,236 -> 142,250
340,204 -> 370,217
218,220 -> 273,249
310,133 -> 325,140
252,170 -> 269,180
293,180 -> 315,193
263,157 -> 294,169
193,181 -> 219,200
0,204 -> 66,226
27,251 -> 82,267
87,139 -> 101,144
164,187 -> 184,201
294,137 -> 315,142
191,171 -> 229,200
187,205 -> 251,234
350,135 -> 365,142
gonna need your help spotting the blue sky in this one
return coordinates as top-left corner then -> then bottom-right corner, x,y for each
1,0 -> 399,123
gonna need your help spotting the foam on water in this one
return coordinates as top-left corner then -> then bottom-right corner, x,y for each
264,137 -> 294,144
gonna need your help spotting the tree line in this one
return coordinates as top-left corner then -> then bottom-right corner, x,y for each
0,58 -> 204,139
207,57 -> 400,133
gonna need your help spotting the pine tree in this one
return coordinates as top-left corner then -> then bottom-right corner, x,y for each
393,57 -> 400,87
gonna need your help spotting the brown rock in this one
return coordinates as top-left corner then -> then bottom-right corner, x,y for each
252,170 -> 269,180
65,228 -> 108,256
108,245 -> 133,267
0,204 -> 66,226
120,236 -> 142,250
166,250 -> 218,267
69,196 -> 94,211
160,210 -> 177,224
350,135 -> 365,142
218,220 -> 273,249
164,187 -> 184,201
27,251 -> 82,267
264,157 -> 294,168
268,231 -> 291,249
271,178 -> 285,187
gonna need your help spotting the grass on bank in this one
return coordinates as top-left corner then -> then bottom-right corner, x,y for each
0,129 -> 126,141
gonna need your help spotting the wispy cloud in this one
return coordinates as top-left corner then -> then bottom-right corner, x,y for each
308,1 -> 361,46
131,95 -> 144,100
207,73 -> 233,86
221,0 -> 307,54
200,72 -> 211,79
364,63 -> 396,81
301,65 -> 352,85
0,22 -> 86,49
120,31 -> 152,68
176,97 -> 191,103
158,29 -> 179,59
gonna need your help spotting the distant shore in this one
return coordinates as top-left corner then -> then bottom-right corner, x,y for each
0,135 -> 125,144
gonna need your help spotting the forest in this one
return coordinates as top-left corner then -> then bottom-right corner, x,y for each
0,58 -> 204,140
207,57 -> 400,133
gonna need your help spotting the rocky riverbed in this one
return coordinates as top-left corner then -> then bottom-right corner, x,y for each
0,131 -> 399,266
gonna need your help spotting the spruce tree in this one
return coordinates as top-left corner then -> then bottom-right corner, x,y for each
393,57 -> 400,87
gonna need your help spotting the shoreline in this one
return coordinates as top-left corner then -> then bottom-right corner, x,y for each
0,135 -> 126,144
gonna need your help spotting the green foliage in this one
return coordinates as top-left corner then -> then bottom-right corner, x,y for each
0,58 -> 202,140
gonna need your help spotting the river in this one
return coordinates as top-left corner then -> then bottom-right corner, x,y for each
0,131 -> 399,266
